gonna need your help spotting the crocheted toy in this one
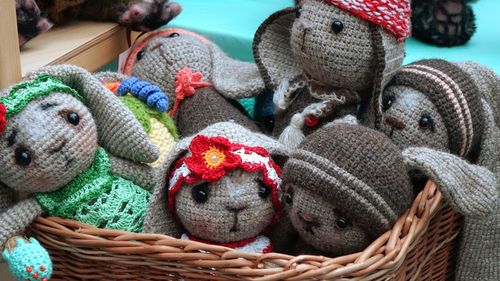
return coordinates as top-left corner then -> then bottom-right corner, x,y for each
253,0 -> 410,149
282,122 -> 415,256
412,0 -> 478,47
144,122 -> 289,253
122,28 -> 266,136
376,59 -> 499,281
0,65 -> 163,281
96,72 -> 179,169
16,0 -> 181,47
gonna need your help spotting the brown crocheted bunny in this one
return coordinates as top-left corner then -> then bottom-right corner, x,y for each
144,122 -> 289,253
122,29 -> 266,137
282,122 -> 415,256
375,59 -> 499,281
253,0 -> 410,149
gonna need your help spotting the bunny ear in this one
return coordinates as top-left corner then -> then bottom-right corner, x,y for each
402,147 -> 498,219
142,138 -> 190,236
209,44 -> 266,99
253,7 -> 303,90
25,65 -> 160,163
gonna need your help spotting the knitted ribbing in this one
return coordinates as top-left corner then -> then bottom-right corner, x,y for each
35,148 -> 150,232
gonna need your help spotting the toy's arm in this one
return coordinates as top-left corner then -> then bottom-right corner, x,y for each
476,100 -> 500,177
109,154 -> 161,191
403,147 -> 498,219
0,198 -> 43,250
0,184 -> 15,213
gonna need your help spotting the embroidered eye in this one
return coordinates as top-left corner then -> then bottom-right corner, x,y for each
257,180 -> 271,199
295,7 -> 302,18
136,50 -> 145,61
192,183 -> 209,203
336,216 -> 349,229
285,187 -> 294,205
419,113 -> 435,131
382,95 -> 395,112
331,19 -> 344,34
169,32 -> 180,38
66,112 -> 80,126
15,147 -> 32,166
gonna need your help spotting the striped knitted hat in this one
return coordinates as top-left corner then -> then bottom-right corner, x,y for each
324,0 -> 412,41
389,59 -> 484,157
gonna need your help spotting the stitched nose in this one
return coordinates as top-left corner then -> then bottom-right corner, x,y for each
226,206 -> 245,213
299,19 -> 313,32
385,116 -> 406,130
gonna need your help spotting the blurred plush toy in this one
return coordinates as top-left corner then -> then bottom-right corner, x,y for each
412,0 -> 478,47
123,28 -> 266,136
283,122 -> 415,256
254,0 -> 409,149
15,0 -> 181,47
376,59 -> 499,280
0,65 -> 162,281
144,122 -> 289,253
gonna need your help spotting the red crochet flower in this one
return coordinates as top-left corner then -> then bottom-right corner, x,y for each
170,67 -> 212,116
0,103 -> 7,134
184,135 -> 242,181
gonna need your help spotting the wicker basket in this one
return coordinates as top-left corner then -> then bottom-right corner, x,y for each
29,180 -> 462,280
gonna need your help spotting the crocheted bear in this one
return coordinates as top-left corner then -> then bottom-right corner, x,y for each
282,122 -> 415,256
144,122 -> 289,253
95,71 -> 179,169
0,65 -> 163,281
376,59 -> 499,281
122,29 -> 266,137
253,0 -> 410,149
16,0 -> 181,47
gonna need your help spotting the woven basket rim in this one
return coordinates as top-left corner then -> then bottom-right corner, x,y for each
31,180 -> 448,280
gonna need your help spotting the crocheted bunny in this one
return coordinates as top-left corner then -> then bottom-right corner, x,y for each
121,29 -> 266,137
95,71 -> 179,169
376,59 -> 499,281
144,122 -> 289,253
0,65 -> 163,281
253,0 -> 410,149
282,122 -> 415,256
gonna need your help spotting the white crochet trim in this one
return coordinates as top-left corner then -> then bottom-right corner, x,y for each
169,162 -> 190,191
232,148 -> 282,187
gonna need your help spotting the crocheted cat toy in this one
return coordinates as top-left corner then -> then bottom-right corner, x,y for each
412,0 -> 478,47
253,0 -> 410,149
96,71 -> 179,169
16,0 -> 181,47
121,28 -> 266,137
144,122 -> 289,253
376,59 -> 499,281
0,65 -> 163,281
282,122 -> 415,256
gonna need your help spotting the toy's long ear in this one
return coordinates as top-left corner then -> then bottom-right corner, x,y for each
253,7 -> 302,90
25,65 -> 159,163
142,138 -> 192,236
209,44 -> 266,99
402,147 -> 498,219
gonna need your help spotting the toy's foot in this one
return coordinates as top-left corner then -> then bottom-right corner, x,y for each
412,0 -> 476,47
2,237 -> 52,281
119,0 -> 182,32
16,0 -> 53,47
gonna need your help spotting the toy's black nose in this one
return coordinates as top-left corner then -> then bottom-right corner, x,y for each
385,116 -> 406,130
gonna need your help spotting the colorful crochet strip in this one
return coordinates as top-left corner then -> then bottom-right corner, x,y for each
170,67 -> 212,116
35,148 -> 151,232
116,77 -> 169,112
0,75 -> 83,134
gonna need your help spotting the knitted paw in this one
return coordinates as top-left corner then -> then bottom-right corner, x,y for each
118,0 -> 182,32
2,237 -> 52,281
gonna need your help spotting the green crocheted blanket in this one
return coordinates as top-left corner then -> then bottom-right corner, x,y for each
35,148 -> 150,232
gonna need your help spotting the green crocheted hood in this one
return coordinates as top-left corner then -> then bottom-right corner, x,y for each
0,75 -> 83,134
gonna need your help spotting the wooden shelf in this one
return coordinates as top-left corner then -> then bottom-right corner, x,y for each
20,21 -> 129,76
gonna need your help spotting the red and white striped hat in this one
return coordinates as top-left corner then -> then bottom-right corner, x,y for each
324,0 -> 411,41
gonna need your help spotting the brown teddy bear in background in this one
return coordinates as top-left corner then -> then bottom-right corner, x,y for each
15,0 -> 181,47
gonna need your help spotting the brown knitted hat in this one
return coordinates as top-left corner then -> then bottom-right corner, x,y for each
388,59 -> 484,157
284,123 -> 414,237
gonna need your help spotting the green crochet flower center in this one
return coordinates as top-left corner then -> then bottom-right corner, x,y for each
35,148 -> 150,232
